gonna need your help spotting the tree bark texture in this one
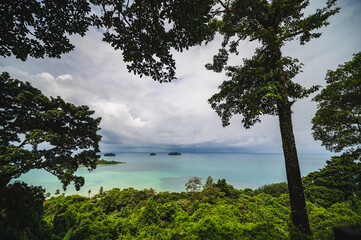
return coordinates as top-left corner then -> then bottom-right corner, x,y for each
277,100 -> 312,236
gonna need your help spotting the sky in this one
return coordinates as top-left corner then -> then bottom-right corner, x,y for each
1,0 -> 360,154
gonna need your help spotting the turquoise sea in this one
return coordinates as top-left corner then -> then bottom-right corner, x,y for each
16,153 -> 331,196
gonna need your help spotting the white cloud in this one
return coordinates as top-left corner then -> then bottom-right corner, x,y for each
56,74 -> 72,81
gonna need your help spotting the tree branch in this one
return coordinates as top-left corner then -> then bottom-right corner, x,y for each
118,3 -> 132,27
217,0 -> 230,11
211,9 -> 228,17
217,0 -> 253,15
32,146 -> 59,161
281,29 -> 304,41
17,139 -> 28,148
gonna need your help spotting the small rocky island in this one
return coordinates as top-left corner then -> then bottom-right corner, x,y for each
168,152 -> 181,156
97,159 -> 126,165
150,153 -> 157,156
104,153 -> 116,156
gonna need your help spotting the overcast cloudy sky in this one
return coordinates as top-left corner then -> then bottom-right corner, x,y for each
1,0 -> 360,154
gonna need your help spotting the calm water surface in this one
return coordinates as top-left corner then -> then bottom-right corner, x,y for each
16,153 -> 331,196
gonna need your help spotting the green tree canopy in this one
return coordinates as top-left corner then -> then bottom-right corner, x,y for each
204,176 -> 214,188
0,0 -> 92,60
0,72 -> 101,192
303,153 -> 361,201
312,52 -> 361,155
0,182 -> 46,239
1,0 -> 215,82
185,176 -> 202,192
91,0 -> 215,82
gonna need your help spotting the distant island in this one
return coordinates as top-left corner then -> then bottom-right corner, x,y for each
104,153 -> 116,156
150,153 -> 157,156
168,152 -> 181,155
97,159 -> 126,165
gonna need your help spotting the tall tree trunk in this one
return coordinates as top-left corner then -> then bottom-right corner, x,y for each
0,174 -> 11,193
277,100 -> 311,236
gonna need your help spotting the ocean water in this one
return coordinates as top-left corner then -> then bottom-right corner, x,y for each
16,153 -> 331,196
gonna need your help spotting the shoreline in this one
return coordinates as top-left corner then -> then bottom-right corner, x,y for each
17,153 -> 329,197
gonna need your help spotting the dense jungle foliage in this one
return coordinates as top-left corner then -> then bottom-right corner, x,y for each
1,152 -> 360,240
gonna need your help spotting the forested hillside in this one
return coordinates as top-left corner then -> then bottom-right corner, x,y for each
40,182 -> 360,240
2,160 -> 361,240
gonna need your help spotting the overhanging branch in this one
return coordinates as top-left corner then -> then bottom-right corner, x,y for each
32,146 -> 59,161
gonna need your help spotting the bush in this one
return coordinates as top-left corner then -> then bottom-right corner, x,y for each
255,182 -> 289,197
0,182 -> 45,240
